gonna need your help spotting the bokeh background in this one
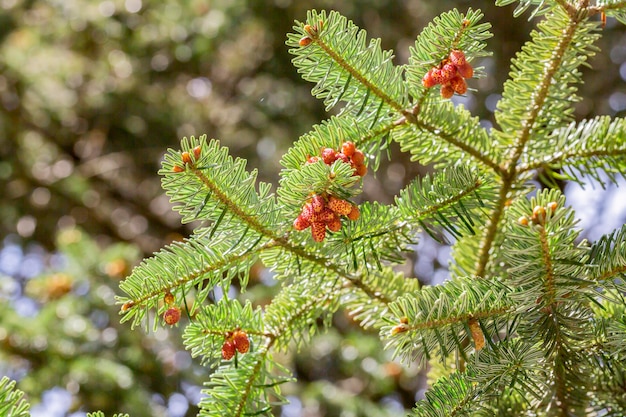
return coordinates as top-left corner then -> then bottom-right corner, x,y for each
1,0 -> 625,416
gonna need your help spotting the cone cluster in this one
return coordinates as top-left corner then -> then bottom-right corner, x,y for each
294,194 -> 360,242
222,329 -> 250,360
422,49 -> 474,98
307,141 -> 367,177
295,141 -> 365,242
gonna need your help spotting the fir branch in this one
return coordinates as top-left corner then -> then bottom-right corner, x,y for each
503,189 -> 597,413
0,377 -> 30,417
184,299 -> 264,368
405,8 -> 492,104
468,339 -> 547,404
384,276 -> 515,366
518,116 -> 626,186
475,6 -> 600,279
497,7 -> 600,165
280,115 -> 399,176
161,136 -> 285,238
392,102 -> 500,173
495,0 -> 556,18
396,165 -> 498,240
341,268 -> 420,330
409,373 -> 482,417
119,229 -> 276,329
287,10 -> 407,127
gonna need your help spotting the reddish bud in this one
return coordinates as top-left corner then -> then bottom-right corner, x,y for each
304,24 -> 316,36
181,152 -> 192,165
518,216 -> 529,226
328,196 -> 353,216
422,70 -> 438,88
300,203 -> 314,222
321,147 -> 337,165
233,330 -> 250,354
164,291 -> 175,306
299,36 -> 312,47
450,76 -> 467,95
546,201 -> 558,212
440,63 -> 458,83
336,152 -> 350,163
311,221 -> 327,242
341,141 -> 356,157
306,156 -> 320,165
355,164 -> 367,177
222,340 -> 236,360
449,49 -> 467,67
164,306 -> 181,325
193,146 -> 202,160
391,324 -> 409,335
311,194 -> 325,213
430,68 -> 446,85
347,205 -> 360,221
532,205 -> 547,224
121,301 -> 134,312
351,150 -> 365,165
316,207 -> 336,223
456,62 -> 474,79
172,165 -> 184,173
440,84 -> 454,99
327,216 -> 342,232
293,214 -> 310,231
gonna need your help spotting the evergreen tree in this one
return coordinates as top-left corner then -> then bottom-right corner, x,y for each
11,1 -> 626,415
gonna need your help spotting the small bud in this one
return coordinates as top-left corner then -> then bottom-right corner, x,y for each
121,301 -> 134,312
336,152 -> 350,163
341,141 -> 356,157
172,165 -> 184,173
351,150 -> 365,165
546,201 -> 558,212
347,205 -> 360,221
311,221 -> 327,242
450,76 -> 467,95
164,291 -> 175,306
222,340 -> 236,360
304,24 -> 317,37
390,324 -> 409,335
449,49 -> 467,67
293,214 -> 310,231
355,164 -> 368,177
327,216 -> 342,232
233,330 -> 250,354
440,63 -> 457,83
422,70 -> 437,88
311,194 -> 325,213
193,146 -> 202,160
518,216 -> 529,226
328,196 -> 353,216
430,68 -> 446,85
299,36 -> 312,47
532,205 -> 547,224
182,152 -> 192,165
321,147 -> 338,165
316,207 -> 336,223
164,306 -> 181,325
456,62 -> 474,79
440,84 -> 454,99
400,316 -> 409,324
300,203 -> 314,222
468,317 -> 485,351
306,155 -> 320,165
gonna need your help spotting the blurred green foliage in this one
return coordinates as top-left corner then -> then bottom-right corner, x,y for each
1,0 -> 625,415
